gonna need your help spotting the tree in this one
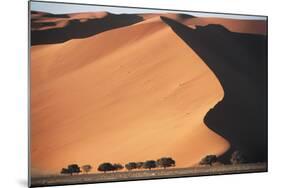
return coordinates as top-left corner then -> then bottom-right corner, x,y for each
199,155 -> 217,166
67,164 -> 81,175
125,162 -> 137,171
136,162 -> 144,169
81,165 -> 92,174
230,151 -> 246,164
60,168 -> 70,175
113,163 -> 124,171
98,163 -> 115,173
143,160 -> 157,170
157,157 -> 176,169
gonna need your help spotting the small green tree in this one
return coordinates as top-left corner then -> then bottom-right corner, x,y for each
81,165 -> 92,174
67,164 -> 81,175
136,162 -> 144,169
157,157 -> 176,169
125,162 -> 137,171
199,155 -> 217,166
113,163 -> 124,171
98,163 -> 115,173
60,168 -> 70,175
143,160 -> 157,170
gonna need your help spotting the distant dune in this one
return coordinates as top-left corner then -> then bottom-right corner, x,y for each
138,13 -> 266,35
139,13 -> 194,21
31,11 -> 143,45
31,11 -> 266,45
183,17 -> 267,35
30,11 -> 267,176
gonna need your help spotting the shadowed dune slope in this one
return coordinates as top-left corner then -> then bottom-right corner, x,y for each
31,11 -> 143,45
139,13 -> 266,35
31,17 -> 230,175
183,17 -> 267,35
162,17 -> 267,163
31,11 -> 266,46
139,13 -> 194,21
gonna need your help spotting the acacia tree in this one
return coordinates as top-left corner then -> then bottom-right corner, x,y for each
67,164 -> 81,175
81,165 -> 92,174
143,160 -> 157,170
230,151 -> 246,164
113,163 -> 124,172
157,157 -> 176,169
98,163 -> 115,173
125,162 -> 137,171
199,155 -> 217,166
136,162 -> 144,170
60,168 -> 70,175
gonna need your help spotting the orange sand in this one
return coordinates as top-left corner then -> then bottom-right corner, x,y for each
139,13 -> 266,35
31,16 -> 230,176
183,17 -> 266,35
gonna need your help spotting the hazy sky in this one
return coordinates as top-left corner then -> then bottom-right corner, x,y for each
30,1 -> 266,20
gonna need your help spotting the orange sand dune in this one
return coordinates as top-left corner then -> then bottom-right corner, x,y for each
31,17 -> 229,176
31,11 -> 110,31
139,13 -> 266,35
183,17 -> 267,35
139,13 -> 193,21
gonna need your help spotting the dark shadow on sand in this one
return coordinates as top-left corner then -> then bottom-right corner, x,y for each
161,16 -> 267,163
31,13 -> 144,45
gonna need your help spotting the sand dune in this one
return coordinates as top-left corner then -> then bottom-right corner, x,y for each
183,17 -> 267,35
31,11 -> 266,46
139,13 -> 266,35
31,17 -> 230,175
139,13 -> 194,21
31,11 -> 143,45
162,17 -> 267,163
31,11 -> 110,31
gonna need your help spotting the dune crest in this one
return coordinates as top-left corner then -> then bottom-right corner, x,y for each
31,11 -> 143,45
183,17 -> 266,35
161,16 -> 267,163
31,16 -> 230,176
139,13 -> 266,35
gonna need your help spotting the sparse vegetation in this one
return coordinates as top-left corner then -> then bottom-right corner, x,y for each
113,163 -> 124,171
45,156 -> 267,187
58,153 -> 249,176
61,157 -> 176,175
157,157 -> 176,169
68,164 -> 82,175
199,155 -> 217,166
60,168 -> 70,175
136,162 -> 144,169
81,165 -> 92,174
230,151 -> 246,164
60,164 -> 81,176
125,162 -> 138,171
38,163 -> 266,187
97,163 -> 115,173
143,160 -> 157,170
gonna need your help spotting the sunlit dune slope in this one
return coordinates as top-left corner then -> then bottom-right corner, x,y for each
31,17 -> 229,175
